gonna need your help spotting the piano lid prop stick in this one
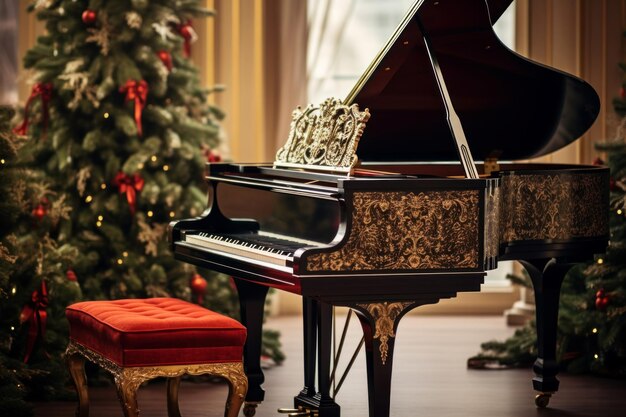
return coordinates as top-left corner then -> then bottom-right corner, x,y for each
416,16 -> 480,179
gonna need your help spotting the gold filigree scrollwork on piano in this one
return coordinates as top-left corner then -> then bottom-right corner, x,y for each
304,190 -> 480,272
356,302 -> 413,365
484,185 -> 501,262
274,97 -> 370,174
499,172 -> 608,243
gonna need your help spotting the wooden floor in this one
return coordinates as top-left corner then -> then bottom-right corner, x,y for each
34,315 -> 626,417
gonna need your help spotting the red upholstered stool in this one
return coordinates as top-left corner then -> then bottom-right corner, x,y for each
65,298 -> 247,417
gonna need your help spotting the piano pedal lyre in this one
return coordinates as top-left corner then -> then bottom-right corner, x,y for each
277,406 -> 318,417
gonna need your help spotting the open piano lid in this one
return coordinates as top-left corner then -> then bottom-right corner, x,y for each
345,0 -> 600,163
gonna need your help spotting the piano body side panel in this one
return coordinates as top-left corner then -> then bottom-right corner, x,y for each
299,179 -> 494,274
498,167 -> 609,260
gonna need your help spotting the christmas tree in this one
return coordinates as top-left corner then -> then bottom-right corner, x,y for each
6,0 -> 282,402
16,0 -> 222,303
1,104 -> 82,415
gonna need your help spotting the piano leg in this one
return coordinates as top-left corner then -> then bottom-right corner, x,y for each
351,301 -> 418,417
295,297 -> 318,405
521,258 -> 576,408
234,278 -> 269,417
294,300 -> 341,417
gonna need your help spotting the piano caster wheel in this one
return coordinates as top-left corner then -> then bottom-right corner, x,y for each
535,393 -> 551,408
244,402 -> 259,417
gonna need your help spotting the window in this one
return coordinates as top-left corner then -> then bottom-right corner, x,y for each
307,0 -> 516,102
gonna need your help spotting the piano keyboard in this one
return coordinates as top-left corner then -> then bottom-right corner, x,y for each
182,231 -> 322,267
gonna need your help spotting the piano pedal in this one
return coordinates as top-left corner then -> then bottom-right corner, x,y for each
288,411 -> 316,417
277,406 -> 317,417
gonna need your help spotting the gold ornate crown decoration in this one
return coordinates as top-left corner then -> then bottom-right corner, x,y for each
274,97 -> 370,175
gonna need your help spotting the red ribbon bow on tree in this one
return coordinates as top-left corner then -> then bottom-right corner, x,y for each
13,82 -> 53,138
113,172 -> 145,215
19,280 -> 49,363
120,80 -> 149,136
178,20 -> 195,58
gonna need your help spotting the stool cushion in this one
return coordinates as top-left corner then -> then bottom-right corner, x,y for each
66,298 -> 246,367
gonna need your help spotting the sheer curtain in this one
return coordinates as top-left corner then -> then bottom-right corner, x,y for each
263,0 -> 308,158
306,0 -> 416,104
0,0 -> 19,105
306,0 -> 356,102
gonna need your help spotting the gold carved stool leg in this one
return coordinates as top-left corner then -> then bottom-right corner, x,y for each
167,376 -> 182,417
114,369 -> 145,417
65,343 -> 89,417
219,362 -> 248,417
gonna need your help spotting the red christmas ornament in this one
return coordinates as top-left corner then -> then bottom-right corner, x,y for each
208,149 -> 221,163
82,10 -> 97,25
66,269 -> 78,282
32,204 -> 47,221
113,172 -> 145,216
157,50 -> 173,72
31,197 -> 50,221
592,157 -> 605,166
620,87 -> 626,98
595,289 -> 610,310
190,274 -> 208,304
13,83 -> 53,138
120,79 -> 149,136
610,177 -> 616,191
178,20 -> 195,57
595,296 -> 610,310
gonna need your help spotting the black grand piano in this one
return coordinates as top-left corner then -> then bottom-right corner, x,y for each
169,0 -> 609,416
